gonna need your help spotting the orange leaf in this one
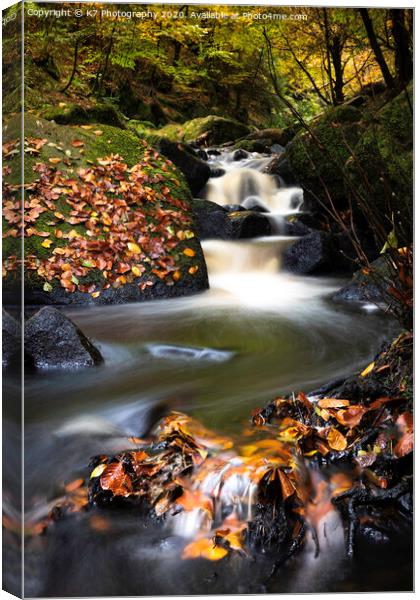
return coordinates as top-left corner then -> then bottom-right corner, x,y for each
182,538 -> 228,561
394,432 -> 414,458
335,406 -> 366,429
318,398 -> 350,409
327,427 -> 348,452
64,478 -> 84,493
183,248 -> 195,257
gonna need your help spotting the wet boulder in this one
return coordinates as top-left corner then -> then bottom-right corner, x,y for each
2,309 -> 21,370
283,231 -> 340,274
209,167 -> 225,178
233,139 -> 271,154
191,198 -> 232,240
229,211 -> 271,239
224,204 -> 246,213
243,125 -> 300,148
24,307 -> 103,370
232,149 -> 249,161
332,256 -> 392,304
153,137 -> 210,196
284,213 -> 320,236
263,154 -> 297,186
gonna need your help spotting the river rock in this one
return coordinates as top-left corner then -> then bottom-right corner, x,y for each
284,213 -> 325,237
224,204 -> 246,213
232,149 -> 249,161
191,198 -> 232,240
233,139 -> 271,154
229,211 -> 272,239
283,231 -> 339,274
263,154 -> 297,186
24,307 -> 103,370
182,115 -> 251,146
244,125 -> 300,148
210,167 -> 225,178
2,309 -> 21,370
153,138 -> 210,196
332,256 -> 392,304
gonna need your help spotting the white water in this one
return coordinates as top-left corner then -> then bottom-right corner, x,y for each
204,150 -> 303,234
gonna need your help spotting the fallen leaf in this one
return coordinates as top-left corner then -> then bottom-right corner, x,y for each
327,427 -> 348,452
127,242 -> 141,253
335,406 -> 367,429
90,464 -> 107,479
64,478 -> 84,493
182,537 -> 228,561
318,398 -> 350,409
394,432 -> 414,457
360,362 -> 375,377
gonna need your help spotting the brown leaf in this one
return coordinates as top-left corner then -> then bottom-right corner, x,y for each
279,470 -> 296,500
394,432 -> 414,458
100,461 -> 133,497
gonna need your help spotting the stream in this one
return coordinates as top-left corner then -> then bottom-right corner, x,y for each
13,149 -> 412,594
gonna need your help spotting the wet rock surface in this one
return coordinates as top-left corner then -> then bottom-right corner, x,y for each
24,307 -> 103,370
2,309 -> 21,370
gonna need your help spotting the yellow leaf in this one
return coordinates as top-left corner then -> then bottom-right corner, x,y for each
90,464 -> 107,479
127,242 -> 141,253
361,361 -> 375,377
48,157 -> 61,164
131,265 -> 141,277
80,125 -> 93,130
41,239 -> 53,248
91,291 -> 100,298
188,266 -> 199,275
172,270 -> 181,282
94,130 -> 103,136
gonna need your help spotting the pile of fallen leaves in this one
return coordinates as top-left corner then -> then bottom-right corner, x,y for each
3,138 -> 203,298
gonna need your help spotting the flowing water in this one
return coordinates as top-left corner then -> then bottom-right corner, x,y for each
7,148 -> 412,595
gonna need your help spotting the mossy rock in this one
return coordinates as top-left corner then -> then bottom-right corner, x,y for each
344,84 -> 413,244
232,139 -> 271,153
287,105 -> 363,210
154,116 -> 250,146
245,125 -> 301,148
43,102 -> 126,129
2,114 -> 208,305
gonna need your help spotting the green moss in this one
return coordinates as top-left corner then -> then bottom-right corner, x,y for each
42,102 -> 126,129
150,115 -> 251,146
287,105 -> 363,208
3,114 -> 205,299
345,87 -> 413,244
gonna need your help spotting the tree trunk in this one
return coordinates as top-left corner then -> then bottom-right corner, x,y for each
390,9 -> 413,86
359,8 -> 394,89
331,36 -> 345,104
60,38 -> 80,93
